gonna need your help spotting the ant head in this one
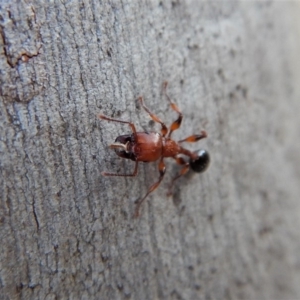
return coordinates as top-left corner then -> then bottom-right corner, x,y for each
110,134 -> 136,161
190,149 -> 210,173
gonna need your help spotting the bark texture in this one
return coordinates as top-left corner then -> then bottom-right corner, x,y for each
1,1 -> 300,299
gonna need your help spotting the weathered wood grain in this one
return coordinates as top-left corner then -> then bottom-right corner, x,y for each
1,1 -> 300,299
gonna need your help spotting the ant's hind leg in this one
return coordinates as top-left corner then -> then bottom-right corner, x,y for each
167,156 -> 189,196
163,82 -> 183,138
134,158 -> 166,217
138,97 -> 168,137
178,130 -> 207,143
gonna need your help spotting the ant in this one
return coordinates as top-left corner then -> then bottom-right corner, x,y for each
99,82 -> 210,217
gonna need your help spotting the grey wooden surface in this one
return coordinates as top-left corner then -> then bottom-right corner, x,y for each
1,1 -> 300,299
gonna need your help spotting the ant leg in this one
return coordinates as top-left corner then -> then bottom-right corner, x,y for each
99,114 -> 137,136
167,156 -> 189,196
163,81 -> 183,138
102,161 -> 139,177
134,158 -> 166,217
138,97 -> 168,137
178,130 -> 207,143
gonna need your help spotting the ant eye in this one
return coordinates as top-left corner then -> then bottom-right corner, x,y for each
190,149 -> 210,173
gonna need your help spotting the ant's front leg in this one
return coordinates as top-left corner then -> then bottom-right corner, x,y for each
102,161 -> 139,177
99,114 -> 137,136
99,114 -> 139,176
134,158 -> 166,217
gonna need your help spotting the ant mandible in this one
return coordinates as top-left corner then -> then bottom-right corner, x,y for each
99,82 -> 210,217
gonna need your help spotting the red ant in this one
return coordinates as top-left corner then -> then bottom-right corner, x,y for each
99,82 -> 210,217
